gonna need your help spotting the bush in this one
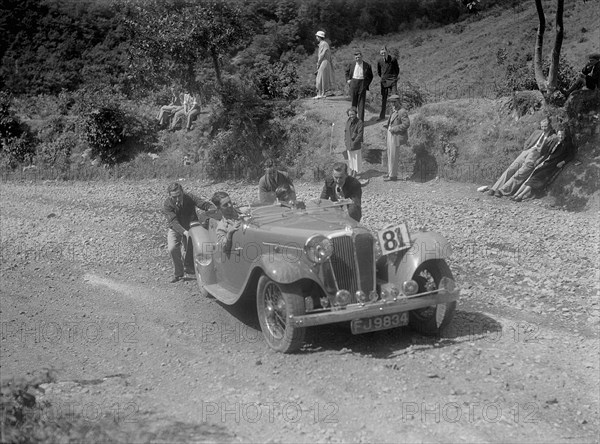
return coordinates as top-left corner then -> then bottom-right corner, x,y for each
205,78 -> 290,180
0,91 -> 35,169
496,51 -> 578,95
81,106 -> 126,165
249,55 -> 300,100
73,88 -> 157,166
36,116 -> 78,176
398,81 -> 427,110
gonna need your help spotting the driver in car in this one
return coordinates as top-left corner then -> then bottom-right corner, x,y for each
320,162 -> 362,222
211,191 -> 242,252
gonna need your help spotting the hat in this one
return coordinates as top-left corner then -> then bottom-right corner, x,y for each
167,182 -> 182,193
588,53 -> 600,60
315,31 -> 325,38
389,94 -> 401,101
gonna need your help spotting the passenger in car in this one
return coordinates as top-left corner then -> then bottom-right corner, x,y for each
211,191 -> 242,251
320,162 -> 362,222
275,184 -> 306,209
258,158 -> 295,204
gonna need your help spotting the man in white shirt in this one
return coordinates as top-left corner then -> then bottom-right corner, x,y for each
344,49 -> 373,122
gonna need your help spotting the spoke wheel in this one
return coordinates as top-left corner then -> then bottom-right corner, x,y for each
256,276 -> 305,353
409,260 -> 456,336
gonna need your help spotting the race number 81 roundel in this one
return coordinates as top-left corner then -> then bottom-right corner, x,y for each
377,223 -> 411,255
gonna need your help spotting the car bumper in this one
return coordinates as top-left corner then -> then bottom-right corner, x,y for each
288,288 -> 460,328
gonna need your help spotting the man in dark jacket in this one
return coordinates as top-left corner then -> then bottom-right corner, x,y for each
320,162 -> 362,222
258,158 -> 295,204
377,46 -> 400,121
564,53 -> 600,98
345,49 -> 374,122
163,182 -> 215,283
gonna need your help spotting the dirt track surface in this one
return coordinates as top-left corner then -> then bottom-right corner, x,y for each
1,178 -> 599,443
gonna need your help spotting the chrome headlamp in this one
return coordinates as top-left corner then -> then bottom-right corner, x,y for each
355,290 -> 368,303
334,289 -> 351,307
402,280 -> 419,296
304,235 -> 333,264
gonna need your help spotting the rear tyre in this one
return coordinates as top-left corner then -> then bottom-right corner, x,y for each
256,276 -> 306,353
409,260 -> 456,336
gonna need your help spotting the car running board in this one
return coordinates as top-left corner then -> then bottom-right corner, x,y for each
204,283 -> 240,305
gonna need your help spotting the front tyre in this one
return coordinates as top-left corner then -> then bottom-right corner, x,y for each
409,260 -> 456,336
256,276 -> 306,353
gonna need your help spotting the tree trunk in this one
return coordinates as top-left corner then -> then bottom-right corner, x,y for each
211,49 -> 222,89
547,0 -> 564,92
533,0 -> 547,94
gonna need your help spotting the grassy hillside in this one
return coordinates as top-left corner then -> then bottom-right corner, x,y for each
4,0 -> 598,212
298,0 -> 600,101
292,0 -> 600,211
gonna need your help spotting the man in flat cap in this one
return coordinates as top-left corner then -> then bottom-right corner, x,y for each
163,182 -> 216,283
563,53 -> 600,98
384,94 -> 410,181
345,49 -> 373,121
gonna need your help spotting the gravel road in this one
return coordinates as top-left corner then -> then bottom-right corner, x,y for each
1,177 -> 598,442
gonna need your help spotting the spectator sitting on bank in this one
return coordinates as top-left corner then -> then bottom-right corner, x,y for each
563,53 -> 600,98
480,118 -> 554,197
157,87 -> 183,127
185,93 -> 201,131
258,159 -> 295,204
171,91 -> 199,131
511,129 -> 575,202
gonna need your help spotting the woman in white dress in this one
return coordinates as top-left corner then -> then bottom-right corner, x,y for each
315,31 -> 335,99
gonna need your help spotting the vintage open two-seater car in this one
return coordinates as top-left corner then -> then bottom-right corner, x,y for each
189,199 -> 459,353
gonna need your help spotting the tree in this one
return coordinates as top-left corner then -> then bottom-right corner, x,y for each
124,0 -> 249,91
533,0 -> 565,101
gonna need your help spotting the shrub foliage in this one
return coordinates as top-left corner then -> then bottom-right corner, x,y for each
0,91 -> 35,168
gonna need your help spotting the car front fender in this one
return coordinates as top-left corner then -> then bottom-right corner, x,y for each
254,253 -> 321,285
377,231 -> 452,283
188,225 -> 217,286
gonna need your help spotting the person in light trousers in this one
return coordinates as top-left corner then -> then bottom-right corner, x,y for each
344,107 -> 363,178
384,94 -> 410,181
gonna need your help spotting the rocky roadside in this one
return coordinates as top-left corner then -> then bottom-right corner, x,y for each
1,177 -> 598,443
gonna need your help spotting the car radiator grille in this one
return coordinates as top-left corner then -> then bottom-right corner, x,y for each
330,234 -> 375,299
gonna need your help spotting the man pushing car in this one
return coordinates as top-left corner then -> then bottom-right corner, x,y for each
163,182 -> 215,283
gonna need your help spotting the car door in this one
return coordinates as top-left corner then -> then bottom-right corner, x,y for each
213,222 -> 256,293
